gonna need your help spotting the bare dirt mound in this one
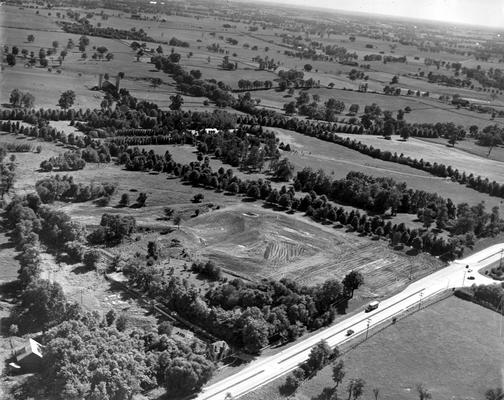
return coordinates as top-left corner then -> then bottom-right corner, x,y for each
185,204 -> 444,295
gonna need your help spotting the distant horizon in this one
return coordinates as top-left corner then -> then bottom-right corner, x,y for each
236,0 -> 504,29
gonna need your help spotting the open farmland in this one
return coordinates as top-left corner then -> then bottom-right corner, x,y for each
337,133 -> 504,183
244,296 -> 504,400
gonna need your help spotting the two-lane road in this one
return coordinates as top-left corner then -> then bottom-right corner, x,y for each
196,243 -> 504,400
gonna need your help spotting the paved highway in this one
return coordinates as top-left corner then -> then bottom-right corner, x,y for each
196,243 -> 504,400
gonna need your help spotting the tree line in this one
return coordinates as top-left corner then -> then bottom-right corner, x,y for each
35,175 -> 117,204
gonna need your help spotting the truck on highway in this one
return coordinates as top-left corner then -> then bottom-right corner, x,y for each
365,301 -> 379,312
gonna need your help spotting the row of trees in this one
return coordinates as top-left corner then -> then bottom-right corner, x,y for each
0,119 -> 105,151
151,54 -> 236,107
59,20 -> 155,42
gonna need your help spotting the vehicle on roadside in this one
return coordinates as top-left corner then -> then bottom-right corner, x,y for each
346,329 -> 354,336
365,301 -> 379,312
467,276 -> 475,280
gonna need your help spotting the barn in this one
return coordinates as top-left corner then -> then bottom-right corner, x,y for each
13,338 -> 43,372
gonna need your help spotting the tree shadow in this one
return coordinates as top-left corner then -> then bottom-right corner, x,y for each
71,265 -> 92,274
406,248 -> 419,256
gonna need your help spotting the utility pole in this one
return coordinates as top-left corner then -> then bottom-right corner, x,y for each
418,291 -> 424,310
366,318 -> 371,339
497,294 -> 504,338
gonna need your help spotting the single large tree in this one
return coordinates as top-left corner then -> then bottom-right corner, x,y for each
342,271 -> 364,297
272,157 -> 294,181
58,90 -> 76,109
169,94 -> 184,110
332,360 -> 345,388
347,378 -> 365,400
305,340 -> 332,374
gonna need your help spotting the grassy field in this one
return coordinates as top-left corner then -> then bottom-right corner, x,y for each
268,127 -> 504,213
336,133 -> 504,183
418,136 -> 504,163
244,296 -> 504,400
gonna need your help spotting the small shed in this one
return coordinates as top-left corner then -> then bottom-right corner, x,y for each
13,338 -> 43,372
207,340 -> 231,361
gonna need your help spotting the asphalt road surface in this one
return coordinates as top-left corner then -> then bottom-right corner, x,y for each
196,243 -> 504,400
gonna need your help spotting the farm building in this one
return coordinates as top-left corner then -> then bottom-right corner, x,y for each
13,338 -> 43,372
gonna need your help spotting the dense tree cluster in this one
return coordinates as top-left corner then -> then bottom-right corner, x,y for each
168,36 -> 190,47
9,89 -> 35,108
36,309 -> 215,399
295,168 -> 443,215
11,279 -> 79,332
427,72 -> 471,88
124,252 -> 356,353
195,125 -> 278,170
36,175 -> 117,203
191,260 -> 222,280
40,151 -> 86,171
88,213 -> 137,245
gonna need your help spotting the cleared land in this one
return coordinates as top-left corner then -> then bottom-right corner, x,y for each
244,296 -> 504,400
183,203 -> 443,294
